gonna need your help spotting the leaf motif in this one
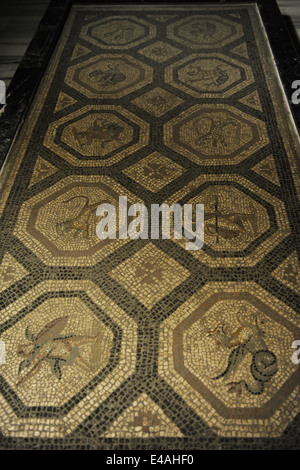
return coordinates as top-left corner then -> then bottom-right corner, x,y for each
25,326 -> 34,342
18,359 -> 31,374
50,359 -> 62,380
227,381 -> 243,396
35,316 -> 69,346
64,346 -> 80,366
90,331 -> 103,369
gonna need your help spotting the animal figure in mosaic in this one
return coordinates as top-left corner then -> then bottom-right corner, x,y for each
194,116 -> 241,149
88,64 -> 126,87
207,311 -> 278,395
102,25 -> 135,43
188,21 -> 216,39
72,119 -> 124,148
56,195 -> 108,239
204,197 -> 258,242
185,64 -> 229,87
16,316 -> 102,386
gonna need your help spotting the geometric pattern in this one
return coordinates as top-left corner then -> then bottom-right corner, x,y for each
123,152 -> 184,192
71,44 -> 92,61
0,3 -> 299,449
29,156 -> 57,187
146,15 -> 176,23
138,41 -> 182,63
252,155 -> 280,185
54,92 -> 77,113
231,42 -> 249,59
109,243 -> 190,309
239,91 -> 263,111
132,88 -> 184,117
272,252 -> 300,294
102,393 -> 184,437
0,253 -> 28,293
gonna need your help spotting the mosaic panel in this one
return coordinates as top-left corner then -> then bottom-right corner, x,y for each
109,243 -> 190,309
165,53 -> 254,98
14,175 -> 143,266
0,3 -> 299,449
0,281 -> 138,438
44,105 -> 150,167
166,15 -> 244,49
123,152 -> 185,192
164,104 -> 269,165
159,283 -> 300,437
65,54 -> 153,99
81,16 -> 156,49
165,174 -> 290,267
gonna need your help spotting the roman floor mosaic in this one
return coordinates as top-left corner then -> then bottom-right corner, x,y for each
0,3 -> 299,449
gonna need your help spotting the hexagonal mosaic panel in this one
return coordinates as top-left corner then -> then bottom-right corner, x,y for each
14,175 -> 143,266
44,105 -> 149,167
65,54 -> 153,99
167,15 -> 244,49
159,282 -> 300,437
165,174 -> 290,267
165,53 -> 254,98
0,281 -> 138,438
81,16 -> 156,49
164,104 -> 269,165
